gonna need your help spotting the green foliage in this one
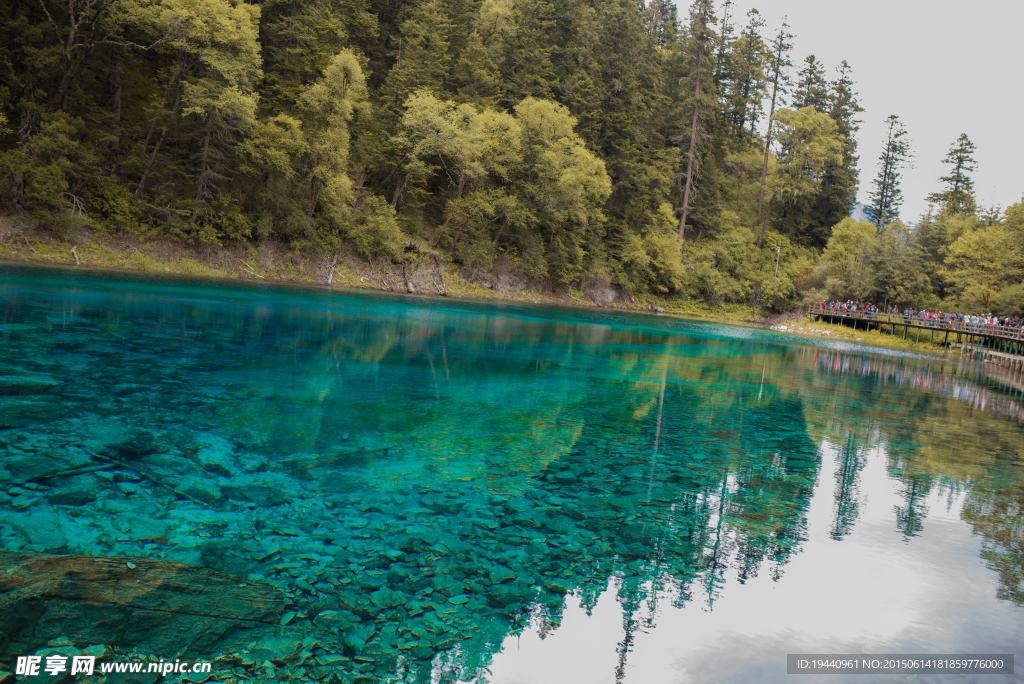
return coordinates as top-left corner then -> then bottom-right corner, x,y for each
348,196 -> 406,261
865,114 -> 912,228
0,0 -> 1018,315
299,50 -> 367,215
1002,196 -> 1024,252
927,133 -> 977,216
945,225 -> 1022,311
87,176 -> 139,233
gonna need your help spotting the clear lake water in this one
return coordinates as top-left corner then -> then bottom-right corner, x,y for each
1,262 -> 1023,683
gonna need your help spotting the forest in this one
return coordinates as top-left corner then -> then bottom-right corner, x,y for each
0,0 -> 1022,313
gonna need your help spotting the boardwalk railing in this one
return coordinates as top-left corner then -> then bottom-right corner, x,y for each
809,306 -> 1024,342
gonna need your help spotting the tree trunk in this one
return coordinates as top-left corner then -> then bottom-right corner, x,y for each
391,172 -> 410,208
547,218 -> 569,252
135,81 -> 183,200
491,216 -> 510,244
756,199 -> 775,248
677,41 -> 704,250
751,30 -> 786,232
18,69 -> 35,145
451,205 -> 473,247
190,113 -> 214,228
432,173 -> 468,247
112,50 -> 123,157
451,183 -> 482,247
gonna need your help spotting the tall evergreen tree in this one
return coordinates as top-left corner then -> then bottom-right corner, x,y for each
677,0 -> 717,248
712,0 -> 734,91
792,55 -> 827,111
752,17 -> 792,246
865,114 -> 912,229
724,9 -> 766,137
381,0 -> 455,110
496,0 -> 557,108
927,133 -> 977,216
779,59 -> 862,248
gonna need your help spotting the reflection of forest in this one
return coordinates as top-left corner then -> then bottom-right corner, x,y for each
800,347 -> 1024,610
3,274 -> 1024,680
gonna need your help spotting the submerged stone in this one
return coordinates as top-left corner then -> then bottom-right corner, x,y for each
0,551 -> 284,657
47,490 -> 96,506
0,373 -> 62,396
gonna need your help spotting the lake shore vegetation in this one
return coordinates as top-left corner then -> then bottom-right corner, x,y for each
1,0 -> 1022,323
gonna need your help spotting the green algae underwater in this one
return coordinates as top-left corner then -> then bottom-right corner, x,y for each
1,261 -> 1023,684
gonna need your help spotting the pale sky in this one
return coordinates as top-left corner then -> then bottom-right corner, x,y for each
731,0 -> 1024,224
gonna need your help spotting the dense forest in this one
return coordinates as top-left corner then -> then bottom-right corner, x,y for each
0,0 -> 1021,312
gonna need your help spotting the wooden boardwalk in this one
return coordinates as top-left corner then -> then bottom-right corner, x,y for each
808,306 -> 1024,363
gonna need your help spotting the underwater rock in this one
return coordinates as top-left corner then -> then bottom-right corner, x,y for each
47,490 -> 96,507
179,485 -> 221,506
409,644 -> 435,661
552,470 -> 577,484
0,398 -> 72,429
4,456 -> 59,481
220,485 -> 287,507
101,429 -> 157,460
200,540 -> 263,577
0,551 -> 284,657
487,566 -> 515,585
0,372 -> 62,396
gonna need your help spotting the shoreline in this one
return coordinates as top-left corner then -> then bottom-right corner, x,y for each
0,227 -> 757,323
0,229 -> 945,356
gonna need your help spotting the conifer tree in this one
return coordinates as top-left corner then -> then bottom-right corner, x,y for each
818,61 -> 863,222
865,114 -> 912,229
781,59 -> 862,247
927,133 -> 977,216
712,0 -> 734,90
752,17 -> 792,246
497,0 -> 557,108
792,55 -> 827,111
677,0 -> 716,248
381,0 -> 455,110
724,9 -> 766,137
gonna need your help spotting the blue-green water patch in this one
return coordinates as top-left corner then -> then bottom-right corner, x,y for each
1,262 -> 1023,683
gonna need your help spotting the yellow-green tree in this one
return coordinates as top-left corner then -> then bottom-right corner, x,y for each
513,97 -> 611,283
755,106 -> 843,248
399,92 -> 521,248
945,225 -> 1022,311
298,50 -> 367,218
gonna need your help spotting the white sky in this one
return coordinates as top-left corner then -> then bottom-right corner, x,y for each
730,0 -> 1024,224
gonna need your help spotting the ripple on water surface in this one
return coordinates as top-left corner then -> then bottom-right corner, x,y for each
1,262 -> 1023,683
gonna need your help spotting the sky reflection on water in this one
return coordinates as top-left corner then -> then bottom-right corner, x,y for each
484,440 -> 1024,684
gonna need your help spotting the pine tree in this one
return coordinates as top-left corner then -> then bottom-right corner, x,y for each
382,0 -> 455,110
712,0 -> 734,90
792,55 -> 827,111
496,0 -> 556,108
724,9 -> 766,137
752,17 -> 792,246
927,133 -> 977,216
865,114 -> 912,229
783,59 -> 862,247
677,0 -> 717,248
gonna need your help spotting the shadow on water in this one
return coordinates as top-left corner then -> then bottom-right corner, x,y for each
0,263 -> 1023,683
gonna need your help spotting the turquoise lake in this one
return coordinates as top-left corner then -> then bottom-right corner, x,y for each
1,262 -> 1023,683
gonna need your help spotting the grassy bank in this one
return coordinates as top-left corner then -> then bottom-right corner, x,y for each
0,227 -> 974,358
772,312 -> 956,355
0,226 -> 761,324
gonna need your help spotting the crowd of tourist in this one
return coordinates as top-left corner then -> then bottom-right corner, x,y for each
820,300 -> 1024,332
